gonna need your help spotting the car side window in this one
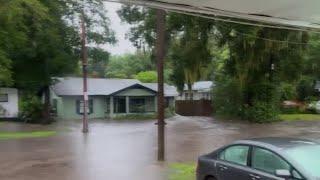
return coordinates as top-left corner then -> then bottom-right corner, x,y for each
219,145 -> 249,166
252,147 -> 290,175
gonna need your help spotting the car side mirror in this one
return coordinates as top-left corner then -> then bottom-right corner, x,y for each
275,169 -> 292,179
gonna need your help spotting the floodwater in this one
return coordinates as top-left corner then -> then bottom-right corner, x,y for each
0,116 -> 320,180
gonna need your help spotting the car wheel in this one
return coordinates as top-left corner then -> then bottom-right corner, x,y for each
206,176 -> 217,180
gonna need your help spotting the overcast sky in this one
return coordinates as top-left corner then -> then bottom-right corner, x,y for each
102,2 -> 136,55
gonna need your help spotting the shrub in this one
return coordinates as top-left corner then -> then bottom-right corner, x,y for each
114,108 -> 175,120
19,96 -> 44,123
280,83 -> 297,101
296,77 -> 315,101
243,82 -> 281,123
213,79 -> 243,117
244,102 -> 279,123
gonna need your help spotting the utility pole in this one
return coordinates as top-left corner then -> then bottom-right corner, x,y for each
81,11 -> 89,133
156,9 -> 166,161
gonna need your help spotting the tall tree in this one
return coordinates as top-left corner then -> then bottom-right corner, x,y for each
118,6 -> 214,94
63,0 -> 116,77
1,0 -> 116,123
213,22 -> 308,121
168,14 -> 213,97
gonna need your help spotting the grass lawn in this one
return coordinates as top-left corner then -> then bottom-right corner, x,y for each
280,114 -> 320,121
0,131 -> 57,140
169,163 -> 196,180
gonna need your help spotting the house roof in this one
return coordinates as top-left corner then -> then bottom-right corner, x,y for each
51,77 -> 178,97
184,81 -> 214,91
142,83 -> 179,97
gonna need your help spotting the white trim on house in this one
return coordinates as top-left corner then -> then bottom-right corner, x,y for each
0,88 -> 19,118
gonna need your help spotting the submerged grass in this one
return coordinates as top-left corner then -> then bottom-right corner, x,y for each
0,131 -> 57,140
169,163 -> 196,180
280,114 -> 320,121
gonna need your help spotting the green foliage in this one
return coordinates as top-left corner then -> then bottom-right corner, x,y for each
113,108 -> 175,120
0,131 -> 56,140
280,114 -> 320,121
213,79 -> 243,117
168,14 -> 213,92
169,163 -> 195,180
296,77 -> 315,101
242,82 -> 280,122
280,106 -> 304,114
114,113 -> 157,120
0,50 -> 12,86
118,8 -> 214,91
244,102 -> 280,123
65,0 -> 116,45
117,6 -> 156,48
19,96 -> 44,123
106,52 -> 154,79
88,47 -> 110,77
135,71 -> 157,83
280,83 -> 297,101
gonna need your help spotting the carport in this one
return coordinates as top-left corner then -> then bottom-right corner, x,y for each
80,0 -> 320,161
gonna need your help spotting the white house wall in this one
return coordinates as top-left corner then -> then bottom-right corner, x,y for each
0,88 -> 19,118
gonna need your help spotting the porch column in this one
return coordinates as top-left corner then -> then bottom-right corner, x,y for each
154,96 -> 158,112
126,96 -> 130,114
110,96 -> 114,118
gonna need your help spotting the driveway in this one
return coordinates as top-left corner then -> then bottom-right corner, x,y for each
0,116 -> 320,180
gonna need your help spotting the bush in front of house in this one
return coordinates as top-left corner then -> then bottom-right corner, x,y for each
296,77 -> 315,101
114,108 -> 176,120
19,96 -> 44,123
213,79 -> 243,118
243,101 -> 280,123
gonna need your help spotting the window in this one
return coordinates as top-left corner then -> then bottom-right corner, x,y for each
0,94 -> 8,102
130,97 -> 145,113
105,98 -> 110,113
77,99 -> 93,114
219,145 -> 249,166
252,147 -> 290,175
114,97 -> 126,113
129,96 -> 155,113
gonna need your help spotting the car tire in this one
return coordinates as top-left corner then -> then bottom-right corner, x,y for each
206,176 -> 217,180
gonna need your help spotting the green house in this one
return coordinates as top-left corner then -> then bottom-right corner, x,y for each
50,77 -> 178,120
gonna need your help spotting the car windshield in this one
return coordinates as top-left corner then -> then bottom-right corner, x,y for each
285,145 -> 320,177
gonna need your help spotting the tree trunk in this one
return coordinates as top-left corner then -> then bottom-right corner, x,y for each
42,85 -> 51,124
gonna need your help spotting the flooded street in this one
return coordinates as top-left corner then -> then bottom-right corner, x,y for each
1,116 -> 320,180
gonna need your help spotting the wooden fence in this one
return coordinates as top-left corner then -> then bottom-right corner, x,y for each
175,100 -> 213,116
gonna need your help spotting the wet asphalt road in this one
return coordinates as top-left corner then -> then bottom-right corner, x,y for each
1,116 -> 320,180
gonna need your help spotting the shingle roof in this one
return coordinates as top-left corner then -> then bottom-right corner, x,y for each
141,83 -> 179,97
51,77 -> 178,97
183,81 -> 214,91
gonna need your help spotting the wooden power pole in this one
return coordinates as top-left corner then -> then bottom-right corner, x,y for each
156,9 -> 166,161
81,12 -> 89,133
